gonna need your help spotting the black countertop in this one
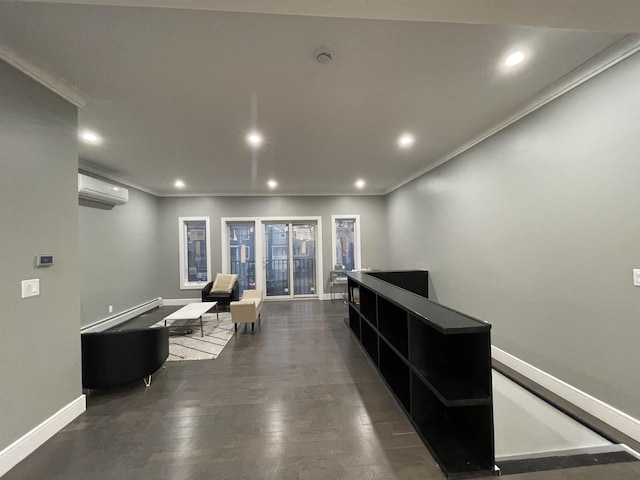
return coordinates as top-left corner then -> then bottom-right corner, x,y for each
346,271 -> 490,334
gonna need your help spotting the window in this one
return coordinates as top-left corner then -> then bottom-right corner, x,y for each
331,215 -> 361,271
178,217 -> 211,289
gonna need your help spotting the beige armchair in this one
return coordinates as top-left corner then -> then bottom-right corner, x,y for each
230,289 -> 264,333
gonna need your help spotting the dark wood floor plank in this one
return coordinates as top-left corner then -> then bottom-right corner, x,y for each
4,301 -> 640,480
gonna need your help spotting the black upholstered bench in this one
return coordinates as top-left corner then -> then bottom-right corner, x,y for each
81,326 -> 169,389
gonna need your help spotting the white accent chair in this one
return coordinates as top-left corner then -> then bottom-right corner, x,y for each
230,289 -> 264,333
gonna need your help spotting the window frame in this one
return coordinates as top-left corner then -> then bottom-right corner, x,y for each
178,216 -> 212,290
331,215 -> 361,271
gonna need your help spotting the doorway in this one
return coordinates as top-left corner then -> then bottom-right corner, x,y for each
222,217 -> 323,299
226,223 -> 256,295
263,222 -> 318,298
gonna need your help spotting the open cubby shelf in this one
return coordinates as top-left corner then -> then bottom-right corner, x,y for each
360,318 -> 379,366
348,305 -> 360,339
412,374 -> 495,476
380,340 -> 411,411
345,271 -> 495,479
377,297 -> 408,358
359,286 -> 377,325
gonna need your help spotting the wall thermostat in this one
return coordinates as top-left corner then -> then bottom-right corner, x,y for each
36,254 -> 54,267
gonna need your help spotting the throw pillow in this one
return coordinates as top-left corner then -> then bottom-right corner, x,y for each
212,274 -> 237,293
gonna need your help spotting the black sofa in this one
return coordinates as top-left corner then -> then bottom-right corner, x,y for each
81,326 -> 169,389
201,277 -> 240,309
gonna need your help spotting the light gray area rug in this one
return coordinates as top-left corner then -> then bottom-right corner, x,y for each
156,312 -> 235,361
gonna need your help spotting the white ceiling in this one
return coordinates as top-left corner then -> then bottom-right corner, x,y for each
0,1 -> 636,195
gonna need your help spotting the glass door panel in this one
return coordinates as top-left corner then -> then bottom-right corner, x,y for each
292,224 -> 316,295
264,223 -> 290,297
228,224 -> 255,295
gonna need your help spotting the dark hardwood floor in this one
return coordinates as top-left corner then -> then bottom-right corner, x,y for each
4,301 -> 640,479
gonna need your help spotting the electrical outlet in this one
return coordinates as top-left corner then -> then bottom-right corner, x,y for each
108,305 -> 113,313
634,269 -> 640,287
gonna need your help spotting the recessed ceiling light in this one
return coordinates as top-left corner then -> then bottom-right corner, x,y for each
247,132 -> 263,147
80,130 -> 102,145
267,179 -> 278,189
505,51 -> 525,67
398,134 -> 414,148
174,179 -> 185,188
355,179 -> 365,189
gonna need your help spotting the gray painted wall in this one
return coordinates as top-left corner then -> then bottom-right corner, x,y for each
79,177 -> 160,327
0,61 -> 82,449
387,53 -> 640,418
156,195 -> 388,299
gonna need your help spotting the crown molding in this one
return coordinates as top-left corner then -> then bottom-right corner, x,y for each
158,192 -> 385,197
386,34 -> 640,195
0,43 -> 90,107
11,0 -> 640,33
78,161 -> 385,197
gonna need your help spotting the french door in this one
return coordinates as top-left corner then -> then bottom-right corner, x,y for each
226,223 -> 256,296
223,217 -> 323,299
263,221 -> 318,298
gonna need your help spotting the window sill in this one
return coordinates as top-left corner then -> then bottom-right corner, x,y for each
181,283 -> 207,290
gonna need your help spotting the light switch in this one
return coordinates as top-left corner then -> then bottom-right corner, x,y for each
21,279 -> 40,298
634,269 -> 640,287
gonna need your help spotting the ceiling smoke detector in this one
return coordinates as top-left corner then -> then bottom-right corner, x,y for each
315,46 -> 334,64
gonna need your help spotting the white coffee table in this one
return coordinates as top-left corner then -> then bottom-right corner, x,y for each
163,302 -> 218,337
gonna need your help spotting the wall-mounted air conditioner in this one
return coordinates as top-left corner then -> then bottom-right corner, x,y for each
78,173 -> 129,206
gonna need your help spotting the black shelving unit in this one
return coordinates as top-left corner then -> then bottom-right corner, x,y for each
345,270 -> 495,478
360,318 -> 379,366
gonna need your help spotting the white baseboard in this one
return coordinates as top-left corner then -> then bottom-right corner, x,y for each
0,395 -> 86,477
162,298 -> 201,306
492,346 -> 640,443
81,297 -> 162,332
321,293 -> 348,301
163,297 -> 334,305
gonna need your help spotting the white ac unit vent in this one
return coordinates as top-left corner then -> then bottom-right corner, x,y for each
78,174 -> 129,206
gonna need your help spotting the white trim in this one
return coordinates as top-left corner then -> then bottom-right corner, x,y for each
256,221 -> 265,291
0,43 -> 90,107
0,395 -> 86,477
257,216 -> 325,222
81,297 -> 162,332
620,444 -> 640,461
161,192 -> 382,197
492,346 -> 640,443
386,35 -> 640,194
315,220 -> 323,297
331,214 -> 362,271
162,297 -> 201,306
263,296 -> 325,302
178,216 -> 212,290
